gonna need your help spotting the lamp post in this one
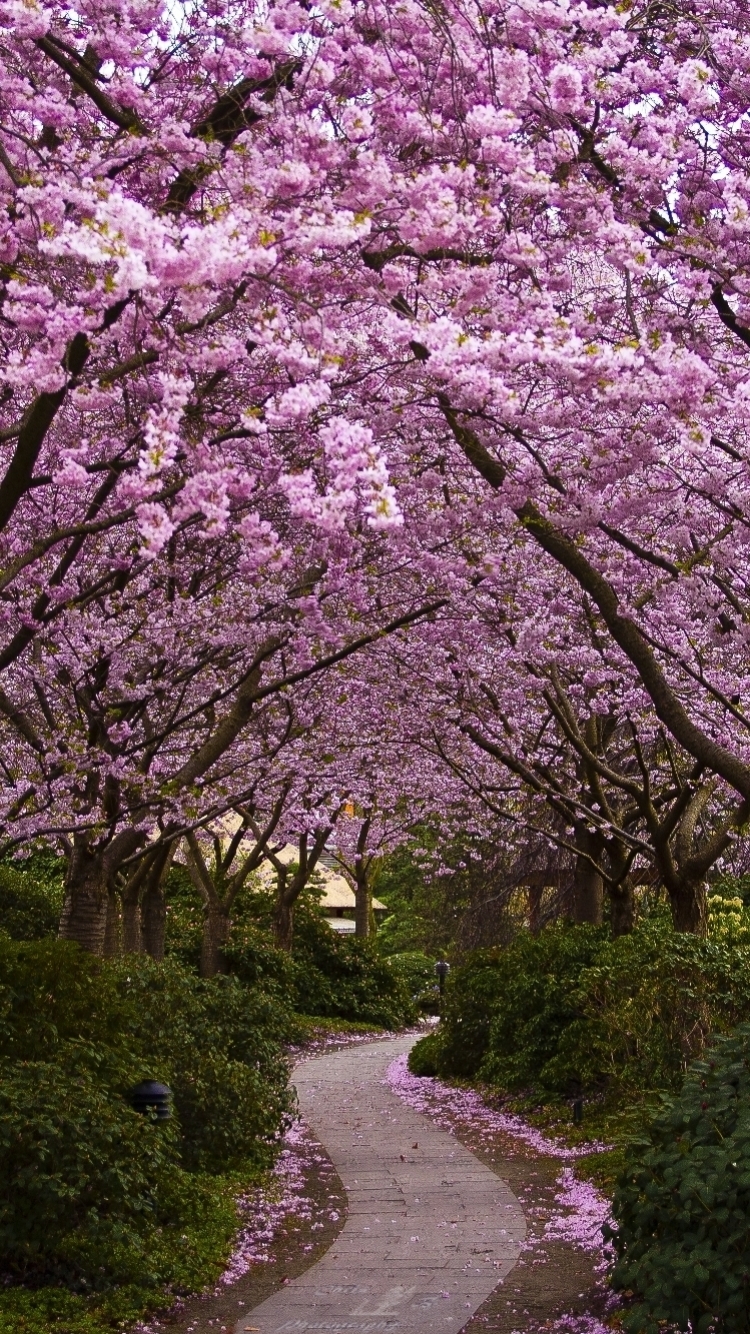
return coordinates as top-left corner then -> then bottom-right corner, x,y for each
434,960 -> 451,996
130,1080 -> 172,1120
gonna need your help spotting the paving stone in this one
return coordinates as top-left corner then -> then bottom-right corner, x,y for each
235,1035 -> 524,1334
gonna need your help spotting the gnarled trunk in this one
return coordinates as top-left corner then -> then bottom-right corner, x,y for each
201,906 -> 231,976
142,878 -> 167,961
571,831 -> 604,925
527,879 -> 544,934
273,893 -> 294,952
102,888 -> 121,958
669,878 -> 708,935
59,843 -> 109,954
354,875 -> 370,938
608,878 -> 635,937
122,880 -> 143,954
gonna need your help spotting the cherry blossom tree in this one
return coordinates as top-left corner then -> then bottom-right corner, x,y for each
7,0 -> 750,947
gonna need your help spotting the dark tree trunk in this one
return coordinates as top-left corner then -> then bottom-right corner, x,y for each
200,905 -> 231,976
354,874 -> 370,938
102,888 -> 121,958
59,843 -> 109,954
142,878 -> 167,962
527,879 -> 544,934
607,878 -> 635,937
273,894 -> 294,951
670,878 -> 708,935
122,880 -> 143,954
571,831 -> 604,925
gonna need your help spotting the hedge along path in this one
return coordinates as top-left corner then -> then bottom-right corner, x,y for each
235,1034 -> 526,1334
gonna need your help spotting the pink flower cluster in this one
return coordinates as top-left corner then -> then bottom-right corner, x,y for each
386,1057 -> 612,1260
385,1055 -> 610,1162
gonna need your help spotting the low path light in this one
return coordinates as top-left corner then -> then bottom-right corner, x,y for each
434,960 -> 451,995
130,1080 -> 172,1120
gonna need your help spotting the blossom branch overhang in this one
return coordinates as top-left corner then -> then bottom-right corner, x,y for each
454,723 -> 655,859
0,44 -> 298,540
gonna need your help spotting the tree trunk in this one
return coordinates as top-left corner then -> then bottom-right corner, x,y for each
200,905 -> 231,976
527,879 -> 544,934
670,878 -> 708,935
571,832 -> 604,925
102,887 -> 121,958
142,878 -> 167,962
273,894 -> 294,951
59,843 -> 109,954
608,878 -> 635,936
122,880 -> 143,953
354,874 -> 370,939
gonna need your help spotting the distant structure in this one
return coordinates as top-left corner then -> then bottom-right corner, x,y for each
257,845 -> 388,933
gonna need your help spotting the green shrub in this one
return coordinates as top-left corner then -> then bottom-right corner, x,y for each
431,948 -> 509,1077
408,1032 -> 441,1077
0,1047 -> 180,1284
386,952 -> 439,1011
0,852 -> 65,942
435,912 -> 750,1102
0,937 -> 131,1060
610,1024 -> 750,1334
430,928 -> 605,1082
112,958 -> 294,1174
226,892 -> 415,1028
0,941 -> 294,1295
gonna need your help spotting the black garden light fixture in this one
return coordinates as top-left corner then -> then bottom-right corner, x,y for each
434,959 -> 451,995
130,1080 -> 172,1120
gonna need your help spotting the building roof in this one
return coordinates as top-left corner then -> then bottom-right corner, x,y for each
255,844 -> 386,912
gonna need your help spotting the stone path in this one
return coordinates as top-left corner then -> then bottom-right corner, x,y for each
234,1034 -> 526,1334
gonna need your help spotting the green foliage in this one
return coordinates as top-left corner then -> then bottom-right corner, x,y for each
407,1031 -> 441,1077
0,1047 -> 180,1284
429,909 -> 750,1102
373,834 -> 464,955
610,1024 -> 750,1334
0,937 -> 132,1060
0,853 -> 65,941
0,1170 -> 238,1333
225,890 -> 416,1028
385,951 -> 439,1011
113,957 -> 294,1174
0,941 -> 292,1295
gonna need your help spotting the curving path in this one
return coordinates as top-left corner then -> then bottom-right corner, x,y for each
235,1034 -> 526,1334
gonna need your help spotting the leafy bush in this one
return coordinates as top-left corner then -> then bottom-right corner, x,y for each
0,856 -> 64,941
0,1047 -> 179,1283
386,952 -> 439,1011
408,1031 -> 441,1077
226,892 -> 415,1028
610,1024 -> 750,1334
113,958 -> 294,1173
0,937 -> 131,1060
427,911 -> 750,1102
0,940 -> 294,1292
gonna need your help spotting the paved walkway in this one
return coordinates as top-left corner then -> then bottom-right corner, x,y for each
235,1034 -> 526,1334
